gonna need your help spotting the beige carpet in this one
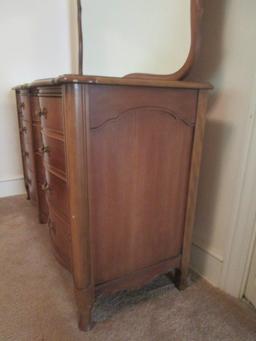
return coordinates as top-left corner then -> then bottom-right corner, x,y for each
0,195 -> 256,341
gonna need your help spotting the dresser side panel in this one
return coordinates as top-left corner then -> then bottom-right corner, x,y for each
88,85 -> 197,284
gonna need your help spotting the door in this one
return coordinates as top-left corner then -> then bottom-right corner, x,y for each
244,237 -> 256,307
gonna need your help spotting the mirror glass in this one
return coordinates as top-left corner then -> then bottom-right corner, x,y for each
81,0 -> 191,77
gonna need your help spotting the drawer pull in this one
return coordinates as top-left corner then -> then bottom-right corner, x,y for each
19,102 -> 25,110
22,151 -> 29,158
48,219 -> 56,235
41,182 -> 50,192
19,126 -> 27,133
38,145 -> 49,153
42,145 -> 49,153
39,107 -> 48,118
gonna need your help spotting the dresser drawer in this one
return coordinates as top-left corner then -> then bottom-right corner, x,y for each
22,143 -> 34,172
42,133 -> 66,174
30,96 -> 41,122
44,170 -> 69,218
18,93 -> 31,121
39,97 -> 64,133
32,123 -> 43,152
48,208 -> 72,270
20,120 -> 33,147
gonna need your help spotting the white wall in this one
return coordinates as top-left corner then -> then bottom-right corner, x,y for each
0,0 -> 75,197
189,0 -> 256,289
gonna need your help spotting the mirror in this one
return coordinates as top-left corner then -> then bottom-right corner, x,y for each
79,0 -> 201,80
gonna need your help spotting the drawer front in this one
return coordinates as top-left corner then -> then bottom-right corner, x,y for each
32,123 -> 43,152
20,120 -> 33,148
39,97 -> 63,133
18,93 -> 31,122
41,133 -> 66,174
48,208 -> 72,270
30,96 -> 41,122
34,153 -> 48,223
23,147 -> 34,172
45,170 -> 69,218
30,96 -> 40,122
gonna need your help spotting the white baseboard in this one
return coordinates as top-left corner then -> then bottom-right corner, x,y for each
0,176 -> 26,198
191,242 -> 223,287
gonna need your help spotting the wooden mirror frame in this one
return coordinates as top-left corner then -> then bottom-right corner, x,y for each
77,0 -> 203,81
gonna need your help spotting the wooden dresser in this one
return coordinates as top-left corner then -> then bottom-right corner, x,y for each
16,88 -> 48,223
15,74 -> 212,330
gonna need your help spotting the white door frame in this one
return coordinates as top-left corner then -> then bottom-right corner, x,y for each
220,74 -> 256,298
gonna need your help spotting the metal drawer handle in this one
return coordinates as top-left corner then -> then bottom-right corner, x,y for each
38,107 -> 48,118
42,145 -> 49,153
48,219 -> 56,235
19,102 -> 25,110
20,126 -> 27,133
41,182 -> 50,192
38,145 -> 49,153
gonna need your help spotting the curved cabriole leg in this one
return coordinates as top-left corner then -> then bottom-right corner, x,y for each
75,287 -> 94,331
39,215 -> 47,224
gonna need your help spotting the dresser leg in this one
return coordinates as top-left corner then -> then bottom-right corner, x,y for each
38,212 -> 48,224
174,268 -> 189,291
75,287 -> 94,331
25,184 -> 30,200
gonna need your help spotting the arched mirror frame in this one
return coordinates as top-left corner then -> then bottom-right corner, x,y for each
77,0 -> 203,81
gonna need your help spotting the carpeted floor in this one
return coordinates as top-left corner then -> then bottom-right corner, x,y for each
0,195 -> 256,341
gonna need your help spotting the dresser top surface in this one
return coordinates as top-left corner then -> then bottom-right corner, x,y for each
14,74 -> 213,91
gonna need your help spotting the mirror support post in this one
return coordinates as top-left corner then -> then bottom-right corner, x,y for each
77,0 -> 83,75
